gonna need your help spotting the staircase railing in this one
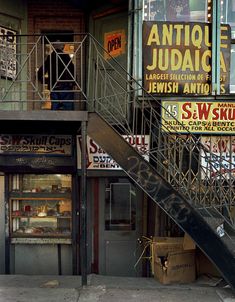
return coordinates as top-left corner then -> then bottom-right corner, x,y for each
87,35 -> 235,247
1,32 -> 235,250
0,33 -> 88,110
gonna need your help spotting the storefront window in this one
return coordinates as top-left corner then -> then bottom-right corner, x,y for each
143,0 -> 208,22
221,0 -> 235,38
230,45 -> 235,92
9,174 -> 72,240
19,174 -> 71,193
221,0 -> 235,92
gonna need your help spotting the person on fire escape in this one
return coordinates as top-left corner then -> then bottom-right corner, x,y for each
38,40 -> 75,110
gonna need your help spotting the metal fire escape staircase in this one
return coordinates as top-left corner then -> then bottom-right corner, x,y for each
1,34 -> 235,288
86,37 -> 235,288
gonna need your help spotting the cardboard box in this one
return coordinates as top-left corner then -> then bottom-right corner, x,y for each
183,233 -> 196,250
154,250 -> 196,284
153,236 -> 196,284
153,237 -> 184,258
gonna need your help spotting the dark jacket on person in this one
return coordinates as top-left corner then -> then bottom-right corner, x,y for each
38,48 -> 75,90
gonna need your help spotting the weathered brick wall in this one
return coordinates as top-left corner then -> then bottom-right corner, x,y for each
27,0 -> 85,109
28,0 -> 85,34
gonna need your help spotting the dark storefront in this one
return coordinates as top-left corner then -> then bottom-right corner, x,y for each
1,134 -> 78,274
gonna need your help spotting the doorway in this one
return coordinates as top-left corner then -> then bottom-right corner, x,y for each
98,177 -> 143,277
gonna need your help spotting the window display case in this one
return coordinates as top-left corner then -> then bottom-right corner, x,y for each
9,174 -> 72,242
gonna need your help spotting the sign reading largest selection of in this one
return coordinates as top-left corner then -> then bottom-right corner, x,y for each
143,22 -> 231,95
161,100 -> 235,134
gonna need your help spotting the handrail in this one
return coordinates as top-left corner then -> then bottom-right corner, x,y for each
87,34 -> 235,246
1,33 -> 235,244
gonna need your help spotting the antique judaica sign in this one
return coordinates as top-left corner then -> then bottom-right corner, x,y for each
143,22 -> 231,95
161,101 -> 235,133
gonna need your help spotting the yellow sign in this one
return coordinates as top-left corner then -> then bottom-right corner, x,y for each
104,30 -> 126,60
143,22 -> 231,95
162,101 -> 235,133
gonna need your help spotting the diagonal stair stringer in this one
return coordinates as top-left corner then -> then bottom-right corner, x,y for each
87,112 -> 235,289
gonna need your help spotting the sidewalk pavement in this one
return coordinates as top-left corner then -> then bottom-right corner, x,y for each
0,274 -> 234,302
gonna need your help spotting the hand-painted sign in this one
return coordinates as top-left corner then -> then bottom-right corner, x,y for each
0,26 -> 17,79
201,136 -> 235,179
143,22 -> 231,95
104,30 -> 126,60
0,135 -> 72,155
77,135 -> 150,170
161,101 -> 235,133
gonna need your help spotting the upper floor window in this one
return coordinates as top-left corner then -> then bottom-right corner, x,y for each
221,0 -> 235,92
221,0 -> 235,38
143,0 -> 209,22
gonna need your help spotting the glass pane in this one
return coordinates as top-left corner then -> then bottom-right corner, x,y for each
110,183 -> 131,223
221,0 -> 235,38
143,0 -> 208,22
9,174 -> 72,238
11,174 -> 71,193
11,198 -> 72,237
105,183 -> 136,231
230,45 -> 235,92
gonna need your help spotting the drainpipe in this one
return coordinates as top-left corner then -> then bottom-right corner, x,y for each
212,0 -> 221,95
135,0 -> 143,89
81,121 -> 87,286
128,0 -> 142,88
127,0 -> 134,79
127,0 -> 142,124
127,0 -> 134,124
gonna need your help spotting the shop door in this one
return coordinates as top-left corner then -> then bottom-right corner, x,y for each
99,177 -> 143,277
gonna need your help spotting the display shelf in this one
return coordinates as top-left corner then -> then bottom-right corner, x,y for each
9,192 -> 71,199
11,215 -> 71,218
9,174 -> 72,240
12,232 -> 71,238
10,197 -> 72,238
11,237 -> 72,244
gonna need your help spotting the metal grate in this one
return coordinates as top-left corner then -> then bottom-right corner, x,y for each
86,35 -> 235,247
